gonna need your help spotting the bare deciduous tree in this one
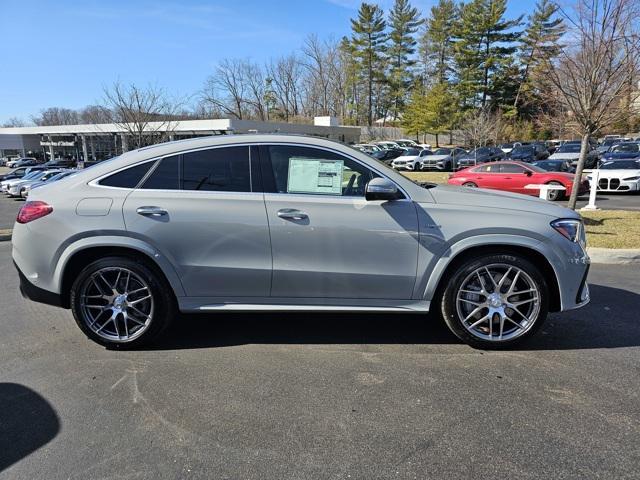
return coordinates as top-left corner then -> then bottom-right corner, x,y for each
460,107 -> 502,147
1,117 -> 27,128
32,107 -> 79,126
102,82 -> 184,150
201,59 -> 248,119
549,0 -> 640,209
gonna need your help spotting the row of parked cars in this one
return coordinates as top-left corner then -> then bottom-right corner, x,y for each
354,137 -> 640,196
0,164 -> 77,198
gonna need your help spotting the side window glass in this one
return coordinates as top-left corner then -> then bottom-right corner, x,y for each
499,164 -> 526,173
267,145 -> 377,197
99,161 -> 153,188
141,155 -> 180,190
183,146 -> 250,192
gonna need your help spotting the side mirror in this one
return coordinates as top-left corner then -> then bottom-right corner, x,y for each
524,170 -> 533,176
365,177 -> 400,201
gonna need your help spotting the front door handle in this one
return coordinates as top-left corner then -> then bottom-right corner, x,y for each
136,206 -> 168,217
277,208 -> 308,221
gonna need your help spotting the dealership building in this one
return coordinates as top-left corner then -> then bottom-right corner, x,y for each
0,118 -> 361,162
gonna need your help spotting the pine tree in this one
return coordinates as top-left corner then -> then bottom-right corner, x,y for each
420,0 -> 458,84
454,0 -> 523,109
514,0 -> 565,115
387,0 -> 422,121
423,82 -> 457,146
350,3 -> 387,126
402,87 -> 429,139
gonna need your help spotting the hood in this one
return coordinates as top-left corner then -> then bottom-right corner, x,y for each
429,184 -> 578,218
423,154 -> 450,161
510,152 -> 534,159
592,169 -> 640,179
393,155 -> 419,162
602,152 -> 640,160
549,152 -> 581,160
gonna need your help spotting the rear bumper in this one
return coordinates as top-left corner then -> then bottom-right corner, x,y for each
14,261 -> 64,308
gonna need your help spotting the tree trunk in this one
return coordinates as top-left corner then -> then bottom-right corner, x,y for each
568,133 -> 590,210
435,133 -> 439,147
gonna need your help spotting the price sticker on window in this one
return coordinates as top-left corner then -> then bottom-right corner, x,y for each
287,158 -> 344,194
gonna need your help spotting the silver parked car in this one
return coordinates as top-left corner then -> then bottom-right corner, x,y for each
12,135 -> 590,349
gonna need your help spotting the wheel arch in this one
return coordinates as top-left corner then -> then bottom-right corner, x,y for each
425,242 -> 561,313
55,239 -> 185,308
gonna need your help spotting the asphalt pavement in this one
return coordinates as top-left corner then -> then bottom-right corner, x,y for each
1,240 -> 639,479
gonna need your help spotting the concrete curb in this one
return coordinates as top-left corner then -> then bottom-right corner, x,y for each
587,247 -> 640,264
0,229 -> 11,242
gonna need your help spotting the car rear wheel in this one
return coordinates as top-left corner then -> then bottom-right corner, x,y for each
462,182 -> 478,188
546,181 -> 565,201
70,257 -> 176,348
440,253 -> 549,349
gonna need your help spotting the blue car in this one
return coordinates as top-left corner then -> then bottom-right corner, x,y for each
601,142 -> 640,161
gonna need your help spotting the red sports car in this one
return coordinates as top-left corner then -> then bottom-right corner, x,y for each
447,161 -> 589,200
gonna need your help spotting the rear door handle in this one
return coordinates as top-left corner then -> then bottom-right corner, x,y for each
136,206 -> 168,217
277,208 -> 308,220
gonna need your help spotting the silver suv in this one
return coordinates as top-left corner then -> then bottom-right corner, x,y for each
12,135 -> 590,349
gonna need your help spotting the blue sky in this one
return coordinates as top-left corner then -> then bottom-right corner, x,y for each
0,0 -> 533,123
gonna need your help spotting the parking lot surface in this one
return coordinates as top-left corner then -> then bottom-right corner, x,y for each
1,239 -> 639,479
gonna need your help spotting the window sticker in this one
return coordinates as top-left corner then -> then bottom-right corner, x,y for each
287,157 -> 344,195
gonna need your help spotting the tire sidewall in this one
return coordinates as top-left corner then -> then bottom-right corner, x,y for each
440,253 -> 549,349
70,256 -> 174,349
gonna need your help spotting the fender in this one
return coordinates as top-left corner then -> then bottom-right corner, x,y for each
417,233 -> 562,306
51,235 -> 186,297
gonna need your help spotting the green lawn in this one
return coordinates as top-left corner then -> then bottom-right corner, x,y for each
402,171 -> 450,184
580,210 -> 640,249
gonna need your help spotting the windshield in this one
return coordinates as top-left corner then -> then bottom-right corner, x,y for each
600,160 -> 639,169
557,144 -> 581,153
401,148 -> 421,156
512,146 -> 534,155
20,171 -> 42,180
433,148 -> 451,155
532,161 -> 562,171
611,143 -> 639,153
500,143 -> 514,148
523,164 -> 547,173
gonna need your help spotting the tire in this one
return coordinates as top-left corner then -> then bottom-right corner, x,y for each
70,256 -> 176,349
440,253 -> 549,349
546,181 -> 565,201
462,182 -> 478,188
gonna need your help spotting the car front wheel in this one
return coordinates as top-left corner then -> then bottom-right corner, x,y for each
70,256 -> 176,348
440,253 -> 549,349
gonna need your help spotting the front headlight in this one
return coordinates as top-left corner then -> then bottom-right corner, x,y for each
622,176 -> 640,181
551,218 -> 585,246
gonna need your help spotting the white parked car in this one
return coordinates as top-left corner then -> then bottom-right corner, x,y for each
394,139 -> 419,148
391,148 -> 432,171
587,159 -> 640,193
375,141 -> 402,150
417,143 -> 432,150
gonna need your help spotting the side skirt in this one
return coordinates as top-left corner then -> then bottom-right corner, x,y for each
178,297 -> 430,313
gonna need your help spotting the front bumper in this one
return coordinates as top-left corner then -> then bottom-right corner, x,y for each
595,178 -> 640,192
392,163 -> 415,171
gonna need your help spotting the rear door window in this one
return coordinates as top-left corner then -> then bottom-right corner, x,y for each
141,155 -> 180,190
182,146 -> 251,192
100,162 -> 154,188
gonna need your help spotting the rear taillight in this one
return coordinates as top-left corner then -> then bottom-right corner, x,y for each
17,201 -> 53,224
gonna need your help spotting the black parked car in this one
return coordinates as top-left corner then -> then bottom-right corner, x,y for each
371,147 -> 406,165
530,159 -> 574,173
43,159 -> 77,168
509,144 -> 549,162
456,147 -> 505,169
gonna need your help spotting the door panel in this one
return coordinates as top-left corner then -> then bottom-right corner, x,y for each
123,191 -> 272,297
265,194 -> 419,299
